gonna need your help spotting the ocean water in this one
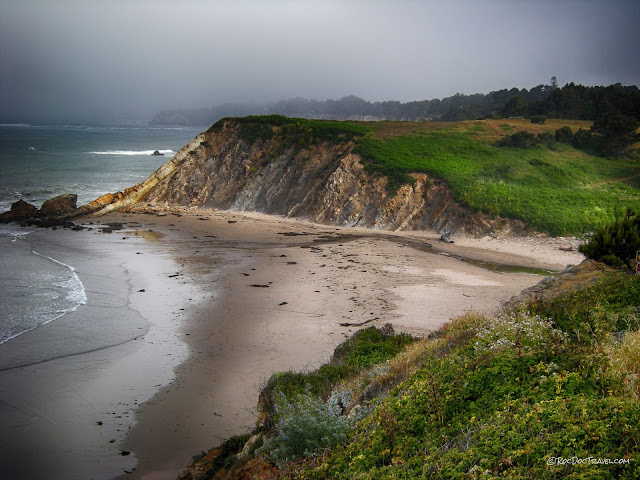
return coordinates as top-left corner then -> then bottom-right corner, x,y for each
0,123 -> 202,212
0,123 -> 203,344
0,226 -> 86,344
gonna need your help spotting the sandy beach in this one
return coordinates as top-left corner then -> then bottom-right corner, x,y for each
0,208 -> 584,479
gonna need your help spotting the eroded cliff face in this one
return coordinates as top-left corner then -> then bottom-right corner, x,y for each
89,119 -> 522,235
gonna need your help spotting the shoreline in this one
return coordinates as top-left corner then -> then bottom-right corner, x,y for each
111,208 -> 583,479
0,208 -> 585,479
0,222 -> 205,479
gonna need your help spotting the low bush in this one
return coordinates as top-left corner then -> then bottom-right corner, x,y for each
257,391 -> 351,464
263,326 -> 415,411
580,208 -> 640,271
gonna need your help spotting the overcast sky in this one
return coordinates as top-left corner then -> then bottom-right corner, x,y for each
1,0 -> 639,122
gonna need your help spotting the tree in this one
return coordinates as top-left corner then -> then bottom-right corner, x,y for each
591,112 -> 640,156
500,96 -> 528,117
551,76 -> 558,89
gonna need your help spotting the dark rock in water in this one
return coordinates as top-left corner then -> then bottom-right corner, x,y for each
0,199 -> 38,223
151,150 -> 164,156
39,194 -> 77,216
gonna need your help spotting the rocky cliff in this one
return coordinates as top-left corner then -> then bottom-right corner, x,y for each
88,118 -> 521,235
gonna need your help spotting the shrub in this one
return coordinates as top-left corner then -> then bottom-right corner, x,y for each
498,130 -> 539,148
473,311 -> 568,355
332,325 -> 414,370
579,208 -> 640,271
536,131 -> 554,146
258,391 -> 351,464
530,115 -> 547,124
554,125 -> 573,142
571,127 -> 594,149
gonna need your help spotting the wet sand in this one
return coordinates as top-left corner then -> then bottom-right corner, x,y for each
0,208 -> 584,479
0,223 -> 203,479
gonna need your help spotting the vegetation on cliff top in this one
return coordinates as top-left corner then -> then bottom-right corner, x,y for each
209,115 -> 639,236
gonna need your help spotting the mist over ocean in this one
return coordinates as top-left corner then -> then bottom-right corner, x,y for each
0,122 -> 202,343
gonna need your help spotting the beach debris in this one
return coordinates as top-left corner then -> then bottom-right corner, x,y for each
439,228 -> 454,243
120,450 -> 131,456
279,301 -> 288,305
339,318 -> 377,327
250,284 -> 270,288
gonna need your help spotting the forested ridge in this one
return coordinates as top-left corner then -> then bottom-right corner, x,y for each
151,82 -> 640,126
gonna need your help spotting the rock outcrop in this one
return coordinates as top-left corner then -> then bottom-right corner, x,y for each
87,118 -> 523,236
39,193 -> 77,216
0,199 -> 38,223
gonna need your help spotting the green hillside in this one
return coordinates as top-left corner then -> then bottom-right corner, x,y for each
354,118 -> 639,236
291,272 -> 640,479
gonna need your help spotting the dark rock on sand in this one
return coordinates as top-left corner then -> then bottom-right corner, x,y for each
0,199 -> 38,223
39,194 -> 77,216
439,228 -> 454,243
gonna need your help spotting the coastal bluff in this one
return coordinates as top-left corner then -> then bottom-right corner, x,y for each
79,117 -> 523,236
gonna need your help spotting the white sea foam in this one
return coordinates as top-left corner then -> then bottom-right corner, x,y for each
0,251 -> 88,344
31,251 -> 87,305
0,227 -> 32,243
89,149 -> 174,156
